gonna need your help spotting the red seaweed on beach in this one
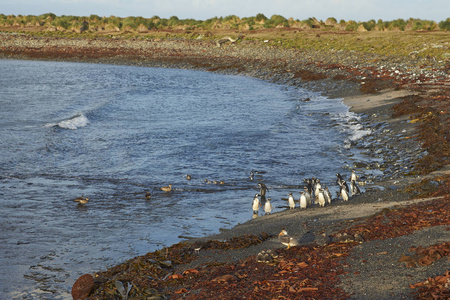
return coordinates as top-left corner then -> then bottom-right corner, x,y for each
410,270 -> 450,300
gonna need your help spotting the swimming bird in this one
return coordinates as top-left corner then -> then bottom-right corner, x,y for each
264,198 -> 273,214
324,186 -> 332,204
249,171 -> 254,181
317,189 -> 326,207
160,184 -> 172,192
350,180 -> 361,196
185,174 -> 192,180
288,192 -> 296,210
145,192 -> 152,200
252,193 -> 261,214
74,195 -> 89,205
299,191 -> 308,209
278,229 -> 299,249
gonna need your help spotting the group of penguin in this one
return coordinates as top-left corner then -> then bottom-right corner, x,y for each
251,170 -> 362,215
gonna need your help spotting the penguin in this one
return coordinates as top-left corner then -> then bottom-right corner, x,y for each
350,170 -> 357,183
303,187 -> 312,206
299,191 -> 308,209
278,229 -> 299,249
264,198 -> 273,214
339,179 -> 350,195
314,179 -> 322,201
74,195 -> 89,205
249,171 -> 254,181
185,174 -> 192,180
350,180 -> 361,196
341,187 -> 349,201
317,188 -> 326,207
324,186 -> 332,204
336,173 -> 344,185
252,193 -> 261,214
288,192 -> 296,210
145,192 -> 152,200
258,182 -> 269,203
303,178 -> 313,195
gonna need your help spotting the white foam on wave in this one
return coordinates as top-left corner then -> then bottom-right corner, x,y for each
44,113 -> 89,130
333,109 -> 372,147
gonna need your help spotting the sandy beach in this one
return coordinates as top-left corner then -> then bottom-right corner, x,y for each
1,32 -> 449,299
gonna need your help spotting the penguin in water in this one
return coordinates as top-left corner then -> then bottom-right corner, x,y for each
258,182 -> 269,204
303,187 -> 312,206
288,192 -> 296,210
264,198 -> 273,214
317,189 -> 326,207
324,186 -> 332,204
299,191 -> 308,209
350,180 -> 361,196
252,193 -> 261,214
249,171 -> 254,181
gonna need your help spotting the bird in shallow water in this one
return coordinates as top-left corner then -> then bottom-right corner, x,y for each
264,198 -> 273,214
185,174 -> 192,180
278,229 -> 299,249
74,195 -> 89,205
145,192 -> 152,200
160,184 -> 172,192
252,193 -> 261,214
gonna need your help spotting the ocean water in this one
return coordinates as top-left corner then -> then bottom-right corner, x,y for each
0,59 -> 371,299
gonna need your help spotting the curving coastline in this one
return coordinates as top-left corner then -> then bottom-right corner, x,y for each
1,32 -> 449,299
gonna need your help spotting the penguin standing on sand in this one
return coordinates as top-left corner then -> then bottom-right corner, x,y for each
303,178 -> 313,196
341,187 -> 349,201
252,193 -> 261,214
303,187 -> 312,206
258,182 -> 269,204
317,189 -> 326,207
324,186 -> 332,204
350,180 -> 361,196
288,193 -> 296,210
299,191 -> 308,209
314,178 -> 322,201
264,198 -> 273,214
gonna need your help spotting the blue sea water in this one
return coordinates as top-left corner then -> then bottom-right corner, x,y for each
0,59 -> 370,298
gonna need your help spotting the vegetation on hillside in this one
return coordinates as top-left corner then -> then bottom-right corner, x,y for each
0,13 -> 448,33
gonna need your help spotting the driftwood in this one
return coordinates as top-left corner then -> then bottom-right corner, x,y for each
216,34 -> 243,47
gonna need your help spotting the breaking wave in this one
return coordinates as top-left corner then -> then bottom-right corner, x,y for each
45,113 -> 89,130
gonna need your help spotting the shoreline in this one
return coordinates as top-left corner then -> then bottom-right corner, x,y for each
1,33 -> 449,299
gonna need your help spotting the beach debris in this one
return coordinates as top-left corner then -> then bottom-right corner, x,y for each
398,242 -> 449,268
410,270 -> 450,299
115,280 -> 132,299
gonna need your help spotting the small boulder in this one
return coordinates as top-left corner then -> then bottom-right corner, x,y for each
72,274 -> 94,300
